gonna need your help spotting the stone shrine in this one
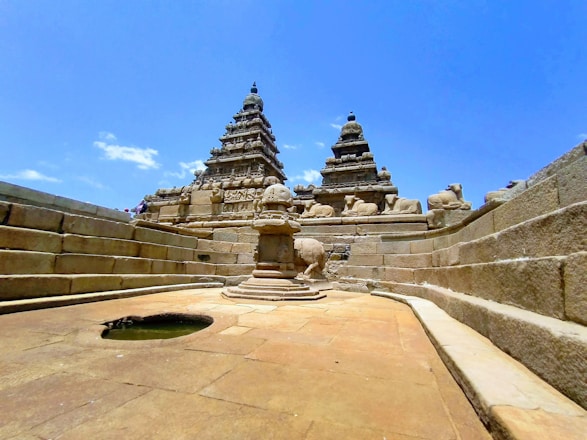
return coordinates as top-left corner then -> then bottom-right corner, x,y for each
295,112 -> 399,216
142,83 -> 286,224
223,183 -> 324,300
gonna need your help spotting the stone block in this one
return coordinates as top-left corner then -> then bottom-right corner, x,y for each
188,204 -> 213,215
564,252 -> 587,325
413,268 -> 448,288
350,241 -> 378,254
213,229 -> 238,242
382,267 -> 414,283
0,181 -> 56,206
342,265 -> 381,280
443,210 -> 474,226
62,234 -> 139,257
190,189 -> 213,204
175,234 -> 198,249
215,263 -> 255,276
431,246 -> 460,267
383,253 -> 431,268
231,242 -> 253,254
446,265 -> 473,294
357,223 -> 427,235
348,254 -> 383,266
196,239 -> 233,253
471,258 -> 565,318
212,252 -> 238,264
54,195 -> 98,216
410,239 -> 433,254
121,275 -> 167,289
55,254 -> 115,274
0,201 -> 10,223
62,214 -> 134,239
139,243 -> 168,260
0,275 -> 71,300
494,201 -> 587,261
303,225 -> 357,235
446,228 -> 463,247
377,241 -> 411,254
487,311 -> 587,409
95,206 -> 131,222
112,257 -> 151,274
7,203 -> 63,232
447,244 -> 461,266
556,156 -> 587,207
185,261 -> 217,275
0,225 -> 62,253
493,176 -> 560,231
134,227 -> 182,247
166,246 -> 195,262
237,253 -> 255,264
459,235 -> 498,265
461,210 -> 495,243
70,275 -> 123,294
527,141 -> 586,186
0,250 -> 55,274
151,259 -> 186,274
432,235 -> 450,250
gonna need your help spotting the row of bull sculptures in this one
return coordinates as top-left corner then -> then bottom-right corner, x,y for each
300,183 -> 472,218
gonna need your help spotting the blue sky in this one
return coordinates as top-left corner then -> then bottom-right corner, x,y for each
1,0 -> 585,211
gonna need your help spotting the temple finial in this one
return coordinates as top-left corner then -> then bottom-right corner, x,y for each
251,82 -> 258,94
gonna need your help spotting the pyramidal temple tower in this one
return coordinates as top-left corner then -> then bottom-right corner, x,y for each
197,82 -> 286,191
298,112 -> 398,215
142,83 -> 287,224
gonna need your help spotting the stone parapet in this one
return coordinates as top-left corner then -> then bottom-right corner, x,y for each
0,180 -> 130,222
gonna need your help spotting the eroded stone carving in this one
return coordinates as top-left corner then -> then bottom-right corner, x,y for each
342,195 -> 379,216
300,200 -> 335,218
484,180 -> 527,203
427,184 -> 472,210
382,194 -> 422,214
294,238 -> 326,278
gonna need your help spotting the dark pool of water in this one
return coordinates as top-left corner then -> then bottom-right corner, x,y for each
102,314 -> 212,341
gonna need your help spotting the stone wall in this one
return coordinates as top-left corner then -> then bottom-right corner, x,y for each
336,142 -> 586,408
0,201 -> 254,301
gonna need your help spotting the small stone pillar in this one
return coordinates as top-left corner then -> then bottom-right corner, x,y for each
223,184 -> 325,301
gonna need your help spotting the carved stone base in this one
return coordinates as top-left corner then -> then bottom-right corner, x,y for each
223,277 -> 326,301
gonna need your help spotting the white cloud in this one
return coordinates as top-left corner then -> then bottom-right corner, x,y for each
292,169 -> 321,183
0,169 -> 61,182
94,134 -> 160,170
315,141 -> 325,148
330,123 -> 342,130
577,133 -> 587,140
165,160 -> 206,179
282,144 -> 298,150
76,176 -> 108,190
99,131 -> 118,142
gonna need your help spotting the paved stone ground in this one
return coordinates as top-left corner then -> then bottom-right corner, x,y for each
0,288 -> 491,439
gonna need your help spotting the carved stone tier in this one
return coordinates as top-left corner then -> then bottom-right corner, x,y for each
141,83 -> 287,224
294,112 -> 399,216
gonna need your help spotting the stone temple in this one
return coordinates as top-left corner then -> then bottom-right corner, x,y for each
0,83 -> 585,439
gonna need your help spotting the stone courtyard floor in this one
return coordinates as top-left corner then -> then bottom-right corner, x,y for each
0,288 -> 491,439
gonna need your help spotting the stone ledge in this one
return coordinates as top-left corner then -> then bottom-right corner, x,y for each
0,282 -> 223,314
372,291 -> 587,440
373,285 -> 587,410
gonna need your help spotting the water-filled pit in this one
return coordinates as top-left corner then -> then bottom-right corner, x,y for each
101,313 -> 213,340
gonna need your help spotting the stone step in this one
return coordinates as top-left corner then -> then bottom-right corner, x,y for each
0,249 -> 254,275
372,286 -> 587,414
0,281 -> 224,315
0,274 -> 225,301
372,291 -> 587,438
